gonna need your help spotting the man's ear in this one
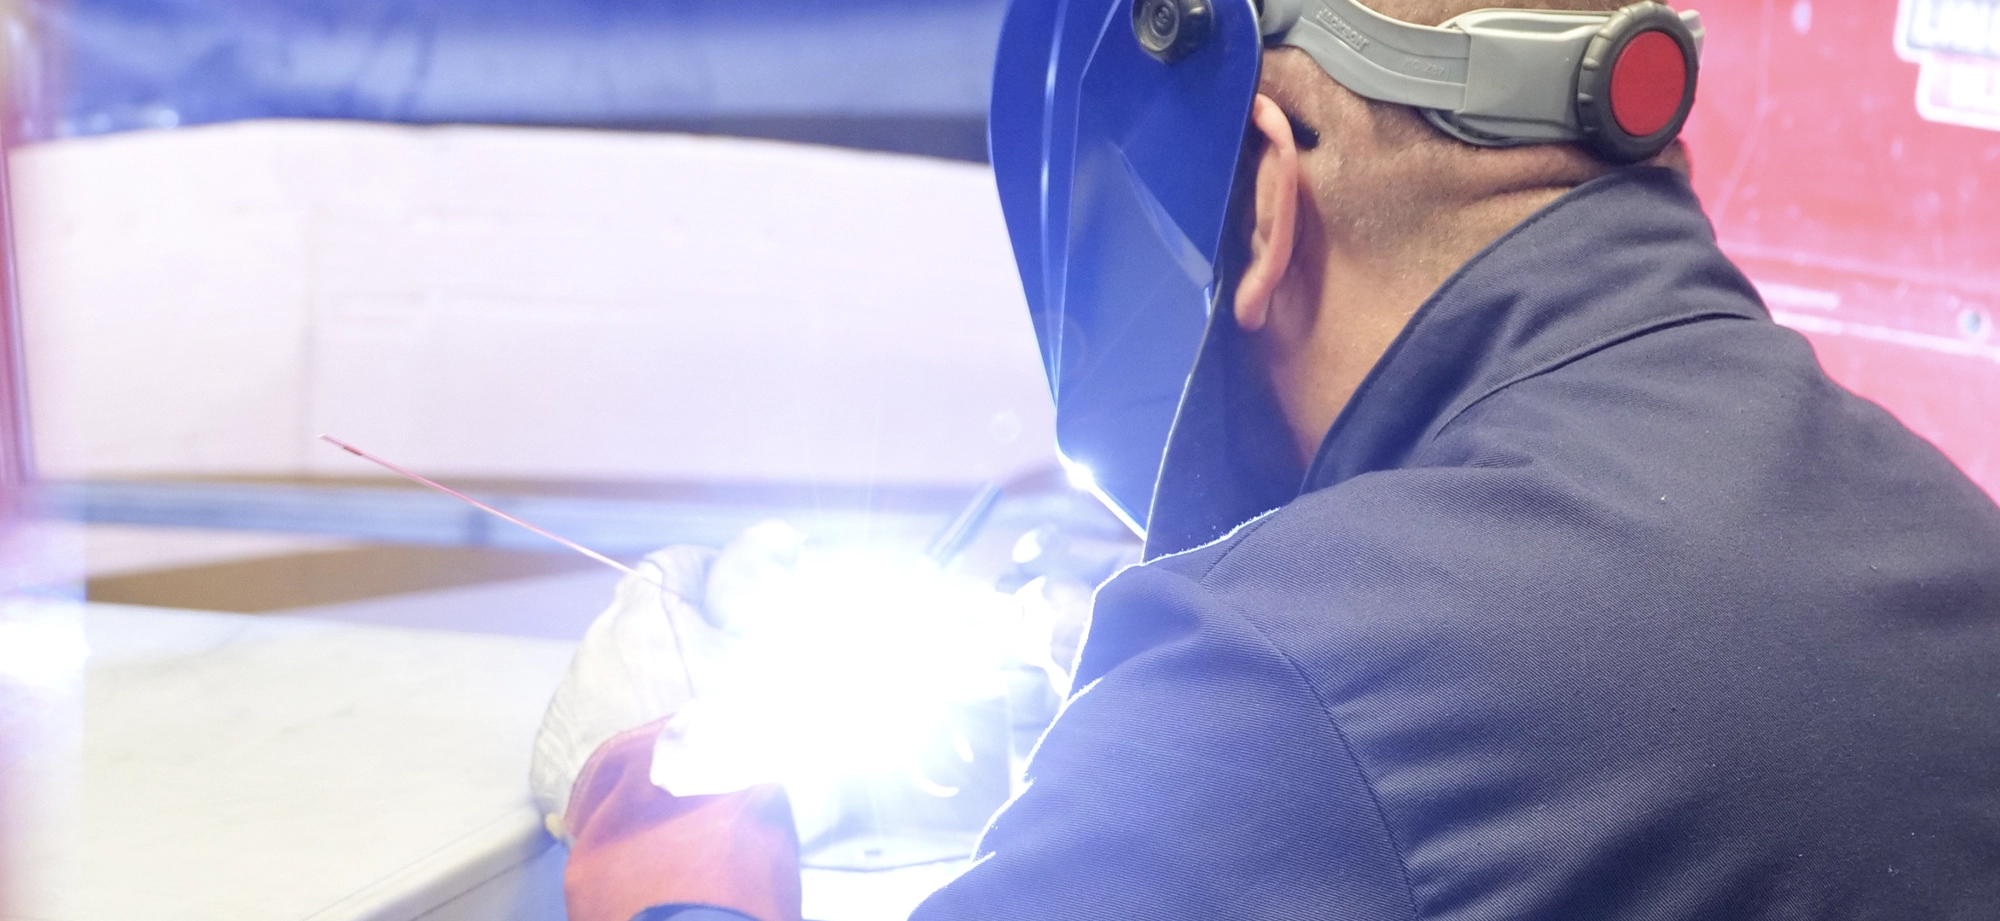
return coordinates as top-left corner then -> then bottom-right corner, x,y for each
1234,94 -> 1301,333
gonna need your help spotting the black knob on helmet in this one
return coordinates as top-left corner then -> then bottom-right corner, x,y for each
1133,0 -> 1213,63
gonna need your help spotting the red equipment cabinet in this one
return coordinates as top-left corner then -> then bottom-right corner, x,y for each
1681,0 -> 2000,498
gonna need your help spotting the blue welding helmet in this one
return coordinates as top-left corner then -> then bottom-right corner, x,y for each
990,0 -> 1702,541
988,0 -> 1263,535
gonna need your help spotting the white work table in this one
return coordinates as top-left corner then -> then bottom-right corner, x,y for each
9,603 -> 572,920
4,602 -> 959,921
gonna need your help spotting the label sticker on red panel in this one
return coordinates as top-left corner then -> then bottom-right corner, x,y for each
1896,0 -> 2000,130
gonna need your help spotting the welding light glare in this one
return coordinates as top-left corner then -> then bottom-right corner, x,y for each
682,544 -> 1017,791
1062,460 -> 1097,492
1011,529 -> 1044,564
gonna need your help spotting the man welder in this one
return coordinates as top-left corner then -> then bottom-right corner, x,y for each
532,0 -> 2000,918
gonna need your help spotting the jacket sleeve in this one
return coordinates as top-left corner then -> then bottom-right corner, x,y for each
629,909 -> 758,921
910,561 -> 1419,921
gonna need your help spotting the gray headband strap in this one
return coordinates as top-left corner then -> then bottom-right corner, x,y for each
1260,0 -> 1703,145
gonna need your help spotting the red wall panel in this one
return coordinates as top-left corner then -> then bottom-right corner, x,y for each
1680,0 -> 2000,497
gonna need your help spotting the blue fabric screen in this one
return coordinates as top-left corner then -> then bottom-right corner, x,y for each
20,0 -> 1007,157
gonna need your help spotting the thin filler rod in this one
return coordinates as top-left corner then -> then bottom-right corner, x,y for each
320,434 -> 705,698
318,434 -> 643,580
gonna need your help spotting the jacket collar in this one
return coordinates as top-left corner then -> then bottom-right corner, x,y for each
1143,167 -> 1767,559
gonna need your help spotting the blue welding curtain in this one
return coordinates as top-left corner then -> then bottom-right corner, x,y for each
25,0 -> 1008,157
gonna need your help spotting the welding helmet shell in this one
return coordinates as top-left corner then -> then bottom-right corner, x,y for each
989,0 -> 1701,547
989,0 -> 1263,538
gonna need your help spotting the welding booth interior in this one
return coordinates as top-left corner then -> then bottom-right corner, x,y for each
0,0 -> 1996,919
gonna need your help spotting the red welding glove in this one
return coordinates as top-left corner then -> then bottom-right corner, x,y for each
563,718 -> 804,921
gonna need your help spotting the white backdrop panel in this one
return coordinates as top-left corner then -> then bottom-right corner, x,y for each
12,121 -> 1054,486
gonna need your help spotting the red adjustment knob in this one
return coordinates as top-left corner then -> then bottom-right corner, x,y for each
1576,2 -> 1700,163
1610,30 -> 1688,136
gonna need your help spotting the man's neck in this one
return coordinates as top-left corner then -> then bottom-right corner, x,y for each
1258,187 -> 1573,467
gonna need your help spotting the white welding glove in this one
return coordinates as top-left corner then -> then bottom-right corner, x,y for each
532,520 -> 812,836
643,522 -> 844,842
531,542 -> 708,841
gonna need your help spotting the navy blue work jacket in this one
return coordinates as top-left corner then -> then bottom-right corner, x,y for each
910,168 -> 2000,919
